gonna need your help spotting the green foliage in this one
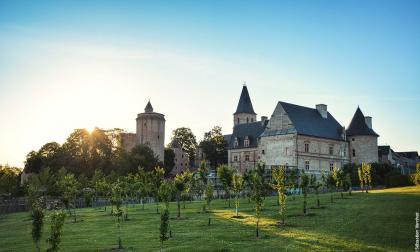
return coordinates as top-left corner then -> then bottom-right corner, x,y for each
30,200 -> 44,252
198,160 -> 209,185
130,145 -> 159,172
170,127 -> 198,162
204,183 -> 214,225
300,171 -> 310,215
159,180 -> 174,210
332,167 -> 345,198
163,148 -> 175,175
232,173 -> 244,217
58,173 -> 80,222
174,171 -> 193,218
159,209 -> 170,250
150,167 -> 165,214
387,174 -> 415,187
415,163 -> 420,186
217,165 -> 234,207
271,166 -> 287,224
310,172 -> 324,207
359,163 -> 372,193
0,165 -> 21,196
199,126 -> 228,168
325,172 -> 336,203
111,181 -> 124,249
250,171 -> 264,237
46,209 -> 66,252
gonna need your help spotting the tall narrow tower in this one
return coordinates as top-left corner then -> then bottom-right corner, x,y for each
346,107 -> 379,164
136,101 -> 165,162
233,84 -> 257,126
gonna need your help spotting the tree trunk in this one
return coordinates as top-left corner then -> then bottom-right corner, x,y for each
316,192 -> 320,208
177,197 -> 181,218
256,218 -> 259,237
156,198 -> 159,214
303,195 -> 307,215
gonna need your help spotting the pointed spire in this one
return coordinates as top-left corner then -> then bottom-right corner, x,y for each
346,107 -> 378,137
234,85 -> 256,115
144,100 -> 153,113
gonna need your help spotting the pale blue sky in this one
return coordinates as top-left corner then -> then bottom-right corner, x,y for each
0,0 -> 419,167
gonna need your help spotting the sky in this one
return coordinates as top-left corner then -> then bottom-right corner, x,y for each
0,0 -> 419,168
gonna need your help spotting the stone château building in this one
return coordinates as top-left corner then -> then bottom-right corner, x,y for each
227,85 -> 379,177
121,101 -> 165,162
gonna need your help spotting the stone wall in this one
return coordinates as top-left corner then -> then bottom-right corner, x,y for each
120,133 -> 137,151
234,113 -> 257,125
171,147 -> 189,175
228,147 -> 259,173
348,135 -> 378,164
259,133 -> 297,167
266,102 -> 293,130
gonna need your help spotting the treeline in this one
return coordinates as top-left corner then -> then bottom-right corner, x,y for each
24,128 -> 172,177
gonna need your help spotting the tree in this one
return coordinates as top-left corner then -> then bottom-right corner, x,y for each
232,173 -> 244,217
415,163 -> 420,186
0,165 -> 21,197
135,168 -> 150,210
344,173 -> 352,196
163,148 -> 175,175
46,208 -> 66,252
159,180 -> 174,211
216,165 -> 234,207
332,167 -> 345,199
300,171 -> 310,215
199,126 -> 228,168
271,166 -> 287,225
325,172 -> 336,203
130,145 -> 159,172
58,174 -> 80,223
159,209 -> 170,252
174,172 -> 190,218
310,173 -> 323,208
359,163 -> 372,193
170,127 -> 197,162
31,199 -> 44,252
198,160 -> 209,186
204,183 -> 214,225
150,167 -> 165,214
250,171 -> 264,237
289,169 -> 299,200
111,181 -> 124,249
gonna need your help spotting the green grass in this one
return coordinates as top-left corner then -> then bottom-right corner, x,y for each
1,186 -> 419,251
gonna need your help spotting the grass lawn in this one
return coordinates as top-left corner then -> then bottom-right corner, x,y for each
0,186 -> 419,251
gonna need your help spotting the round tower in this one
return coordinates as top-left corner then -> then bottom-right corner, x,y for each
136,101 -> 165,162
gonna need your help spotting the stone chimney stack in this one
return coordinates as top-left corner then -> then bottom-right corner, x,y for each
316,104 -> 328,119
365,116 -> 372,129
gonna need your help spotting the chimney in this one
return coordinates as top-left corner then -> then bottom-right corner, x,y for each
316,104 -> 328,119
365,116 -> 372,129
261,116 -> 268,125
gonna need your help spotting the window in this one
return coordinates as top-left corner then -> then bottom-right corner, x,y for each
304,143 -> 309,152
182,154 -> 184,158
237,118 -> 240,124
234,138 -> 239,148
245,155 -> 250,161
329,162 -> 334,171
285,147 -> 289,155
352,138 -> 355,141
329,145 -> 333,155
244,136 -> 250,147
262,150 -> 265,155
352,149 -> 356,157
247,117 -> 249,123
305,161 -> 310,170
343,148 -> 347,157
234,155 -> 238,162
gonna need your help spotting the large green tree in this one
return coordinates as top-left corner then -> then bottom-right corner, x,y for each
199,126 -> 228,168
216,165 -> 234,207
170,127 -> 197,162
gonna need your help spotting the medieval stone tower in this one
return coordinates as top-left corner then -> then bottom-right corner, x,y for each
233,85 -> 257,126
346,107 -> 379,164
136,101 -> 165,162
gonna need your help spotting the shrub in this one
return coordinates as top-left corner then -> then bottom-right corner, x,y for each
386,175 -> 415,188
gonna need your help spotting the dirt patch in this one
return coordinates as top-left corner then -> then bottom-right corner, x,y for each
231,215 -> 246,219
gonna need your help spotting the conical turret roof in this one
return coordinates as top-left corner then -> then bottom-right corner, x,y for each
234,85 -> 256,115
346,107 -> 379,137
144,100 -> 153,113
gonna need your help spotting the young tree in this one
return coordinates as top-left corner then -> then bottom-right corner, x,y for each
46,208 -> 66,252
359,163 -> 372,193
159,180 -> 174,211
332,167 -> 345,199
216,165 -> 234,207
58,173 -> 80,223
174,172 -> 189,218
150,167 -> 165,214
271,166 -> 287,225
289,169 -> 299,200
310,173 -> 323,208
358,166 -> 364,192
159,209 -> 170,252
111,181 -> 124,249
300,171 -> 310,215
325,172 -> 336,203
31,199 -> 44,252
250,171 -> 264,237
344,173 -> 353,196
232,173 -> 244,217
204,183 -> 214,226
135,168 -> 150,210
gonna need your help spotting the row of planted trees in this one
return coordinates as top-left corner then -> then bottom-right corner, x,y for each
26,161 -> 374,251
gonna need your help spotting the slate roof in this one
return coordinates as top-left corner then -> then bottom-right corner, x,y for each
224,134 -> 232,144
234,85 -> 256,115
346,107 -> 379,137
228,121 -> 267,149
396,151 -> 419,159
145,101 -> 153,113
277,101 -> 345,141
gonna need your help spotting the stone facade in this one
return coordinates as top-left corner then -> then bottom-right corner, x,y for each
228,147 -> 259,173
121,101 -> 165,163
348,135 -> 378,164
234,113 -> 256,125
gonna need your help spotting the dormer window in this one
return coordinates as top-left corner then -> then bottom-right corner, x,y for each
244,136 -> 250,147
234,137 -> 239,148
